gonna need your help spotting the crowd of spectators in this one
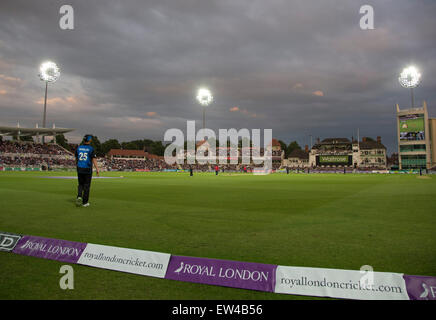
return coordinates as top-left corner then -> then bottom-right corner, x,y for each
101,159 -> 282,172
101,158 -> 177,171
0,155 -> 76,168
0,140 -> 72,156
290,167 -> 387,173
0,140 -> 75,168
1,140 -> 392,173
180,163 -> 262,172
0,140 -> 273,171
104,158 -> 250,172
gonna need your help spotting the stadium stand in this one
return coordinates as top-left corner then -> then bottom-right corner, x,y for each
0,140 -> 72,156
0,140 -> 75,169
0,136 -> 397,173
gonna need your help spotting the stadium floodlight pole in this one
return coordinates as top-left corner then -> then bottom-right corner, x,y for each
196,88 -> 213,131
39,61 -> 60,143
399,66 -> 421,108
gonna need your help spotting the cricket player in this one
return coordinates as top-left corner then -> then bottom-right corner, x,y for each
75,134 -> 100,207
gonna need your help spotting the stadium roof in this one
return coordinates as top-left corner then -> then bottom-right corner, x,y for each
108,149 -> 148,157
320,138 -> 351,144
0,125 -> 74,137
311,138 -> 350,150
107,149 -> 162,159
311,137 -> 386,150
359,141 -> 386,150
288,149 -> 309,160
196,140 -> 208,148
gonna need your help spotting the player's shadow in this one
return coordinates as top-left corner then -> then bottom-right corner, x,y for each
67,198 -> 80,206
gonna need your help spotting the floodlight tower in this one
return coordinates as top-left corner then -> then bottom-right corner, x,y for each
196,88 -> 213,131
399,66 -> 421,108
39,61 -> 60,143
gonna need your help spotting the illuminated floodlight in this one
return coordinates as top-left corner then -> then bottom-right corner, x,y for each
196,88 -> 213,106
38,61 -> 60,143
399,66 -> 421,89
39,61 -> 60,83
196,87 -> 213,131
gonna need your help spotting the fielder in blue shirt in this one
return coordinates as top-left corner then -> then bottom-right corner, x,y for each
75,134 -> 100,207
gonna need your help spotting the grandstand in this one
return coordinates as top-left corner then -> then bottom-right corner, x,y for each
308,137 -> 387,170
283,146 -> 310,169
0,127 -> 422,173
0,124 -> 76,171
0,139 -> 75,170
174,138 -> 284,172
358,137 -> 388,169
104,149 -> 174,171
0,133 -> 390,173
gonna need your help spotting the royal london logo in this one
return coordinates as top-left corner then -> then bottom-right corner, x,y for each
0,232 -> 21,252
420,283 -> 429,299
174,262 -> 184,274
415,282 -> 436,300
173,261 -> 269,282
19,240 -> 82,257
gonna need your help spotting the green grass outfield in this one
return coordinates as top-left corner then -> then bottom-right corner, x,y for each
0,171 -> 435,299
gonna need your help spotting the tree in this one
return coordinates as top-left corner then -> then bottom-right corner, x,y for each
142,139 -> 154,148
151,141 -> 165,156
121,141 -> 138,150
21,135 -> 34,142
120,140 -> 140,150
56,133 -> 70,150
12,134 -> 33,142
278,140 -> 287,156
101,139 -> 121,154
287,141 -> 301,156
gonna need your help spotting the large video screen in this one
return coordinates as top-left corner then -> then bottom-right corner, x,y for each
317,155 -> 352,165
399,114 -> 425,141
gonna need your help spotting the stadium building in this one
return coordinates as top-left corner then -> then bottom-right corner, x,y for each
176,138 -> 283,169
396,101 -> 435,169
308,137 -> 387,169
107,149 -> 151,160
309,138 -> 353,168
283,146 -> 309,168
356,137 -> 387,169
105,149 -> 169,171
271,139 -> 284,165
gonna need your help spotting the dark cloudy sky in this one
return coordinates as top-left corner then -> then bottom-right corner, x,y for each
0,0 -> 435,154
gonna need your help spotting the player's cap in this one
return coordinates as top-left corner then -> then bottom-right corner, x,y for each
84,134 -> 93,142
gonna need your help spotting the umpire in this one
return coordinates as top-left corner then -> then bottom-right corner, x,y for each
75,134 -> 100,207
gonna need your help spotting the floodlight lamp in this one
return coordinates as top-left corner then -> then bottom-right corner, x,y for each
399,66 -> 421,88
196,88 -> 213,106
39,61 -> 60,83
